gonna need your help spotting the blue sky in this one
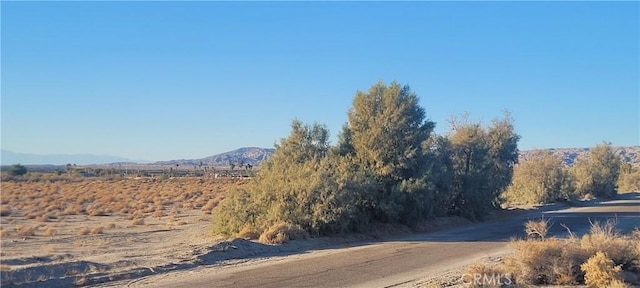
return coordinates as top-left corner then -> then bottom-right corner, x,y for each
2,2 -> 638,161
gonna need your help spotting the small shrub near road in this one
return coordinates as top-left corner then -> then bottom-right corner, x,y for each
524,218 -> 551,239
581,251 -> 626,288
258,222 -> 309,244
499,219 -> 640,286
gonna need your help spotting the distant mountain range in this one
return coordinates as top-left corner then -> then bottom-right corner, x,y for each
0,149 -> 139,166
519,146 -> 640,168
3,146 -> 638,168
154,147 -> 275,167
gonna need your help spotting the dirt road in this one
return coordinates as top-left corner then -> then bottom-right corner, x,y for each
126,194 -> 640,288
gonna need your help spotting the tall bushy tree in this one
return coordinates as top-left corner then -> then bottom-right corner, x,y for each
212,120 -> 372,236
572,142 -> 622,198
422,135 -> 456,217
340,81 -> 436,223
212,81 -> 522,240
503,151 -> 575,205
447,112 -> 520,220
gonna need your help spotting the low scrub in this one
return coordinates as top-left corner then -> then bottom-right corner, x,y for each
580,219 -> 638,269
524,217 -> 552,239
581,252 -> 626,288
618,169 -> 640,193
258,222 -> 309,244
503,152 -> 575,205
505,237 -> 587,285
236,225 -> 261,240
499,219 -> 640,286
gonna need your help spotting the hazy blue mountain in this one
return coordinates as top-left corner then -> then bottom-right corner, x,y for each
1,149 -> 138,166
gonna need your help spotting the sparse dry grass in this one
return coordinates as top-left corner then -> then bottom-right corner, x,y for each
131,218 -> 145,226
0,228 -> 12,237
90,226 -> 104,234
580,219 -> 638,269
0,177 -> 245,238
15,225 -> 37,237
43,226 -> 56,237
77,227 -> 91,236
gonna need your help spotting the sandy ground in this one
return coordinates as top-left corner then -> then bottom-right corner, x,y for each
3,180 -> 629,288
1,207 -> 482,287
1,209 -> 228,287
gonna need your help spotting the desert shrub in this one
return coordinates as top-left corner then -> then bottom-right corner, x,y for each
572,142 -> 622,198
505,238 -> 587,285
580,220 -> 639,269
258,222 -> 309,244
90,226 -> 103,234
236,225 -> 261,240
43,226 -> 56,237
15,225 -> 37,237
504,218 -> 640,286
8,164 -> 27,177
77,227 -> 91,236
581,252 -> 626,288
444,112 -> 520,221
617,166 -> 640,193
212,121 -> 375,237
131,218 -> 145,225
503,152 -> 575,205
524,218 -> 551,239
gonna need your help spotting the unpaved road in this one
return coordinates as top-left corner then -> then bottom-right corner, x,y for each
126,194 -> 640,288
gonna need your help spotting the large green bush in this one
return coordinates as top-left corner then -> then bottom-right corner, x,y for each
572,142 -> 622,198
445,112 -> 520,220
212,81 -> 521,239
503,152 -> 575,205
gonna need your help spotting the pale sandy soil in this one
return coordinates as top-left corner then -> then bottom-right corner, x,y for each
1,209 -> 229,287
1,210 -> 481,287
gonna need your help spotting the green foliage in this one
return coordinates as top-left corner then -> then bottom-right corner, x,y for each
343,81 -> 436,224
503,152 -> 575,205
572,142 -> 622,198
212,120 -> 372,236
8,164 -> 28,176
446,112 -> 520,220
211,81 -> 520,240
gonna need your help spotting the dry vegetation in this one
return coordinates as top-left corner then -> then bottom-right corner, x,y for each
0,177 -> 245,228
0,176 -> 247,286
465,219 -> 640,287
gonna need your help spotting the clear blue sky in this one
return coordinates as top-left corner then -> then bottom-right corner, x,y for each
2,1 -> 639,161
